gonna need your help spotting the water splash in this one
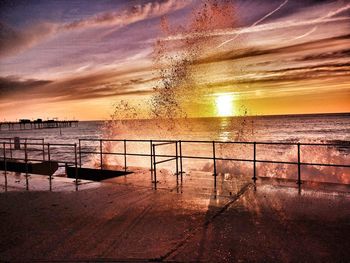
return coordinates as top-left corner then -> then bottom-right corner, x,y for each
94,1 -> 347,184
105,0 -> 252,138
199,143 -> 349,184
151,0 -> 238,121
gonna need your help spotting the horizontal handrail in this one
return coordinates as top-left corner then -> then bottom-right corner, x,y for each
78,150 -> 350,168
0,142 -> 75,147
79,138 -> 350,147
155,157 -> 177,165
2,137 -> 348,148
79,138 -> 176,143
0,157 -> 75,165
153,142 -> 176,146
0,137 -> 44,141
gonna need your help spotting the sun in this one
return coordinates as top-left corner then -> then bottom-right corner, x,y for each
215,94 -> 234,117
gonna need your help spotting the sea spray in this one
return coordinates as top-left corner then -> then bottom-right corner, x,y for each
105,0 -> 251,137
99,1 -> 257,171
151,0 -> 239,123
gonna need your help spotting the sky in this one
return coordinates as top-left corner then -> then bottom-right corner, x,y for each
0,0 -> 349,121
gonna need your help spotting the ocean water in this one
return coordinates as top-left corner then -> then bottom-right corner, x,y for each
0,113 -> 349,184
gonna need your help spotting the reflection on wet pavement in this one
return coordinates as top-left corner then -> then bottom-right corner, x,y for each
0,169 -> 349,262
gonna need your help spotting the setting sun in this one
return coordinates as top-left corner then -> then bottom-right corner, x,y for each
215,94 -> 234,117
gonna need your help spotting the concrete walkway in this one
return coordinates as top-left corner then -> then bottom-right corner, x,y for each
0,170 -> 349,262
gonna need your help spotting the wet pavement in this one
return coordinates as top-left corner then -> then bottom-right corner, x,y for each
0,170 -> 349,262
0,172 -> 101,192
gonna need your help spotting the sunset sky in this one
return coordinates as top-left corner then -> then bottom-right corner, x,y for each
0,0 -> 349,121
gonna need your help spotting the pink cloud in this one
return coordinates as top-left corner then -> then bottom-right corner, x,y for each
0,0 -> 191,58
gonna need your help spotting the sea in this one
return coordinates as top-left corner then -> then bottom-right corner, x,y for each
0,113 -> 349,184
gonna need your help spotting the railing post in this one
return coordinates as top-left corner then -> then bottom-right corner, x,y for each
79,139 -> 82,168
175,141 -> 179,181
74,143 -> 78,191
42,139 -> 45,161
213,141 -> 217,189
152,144 -> 157,190
100,139 -> 103,170
150,140 -> 153,181
252,142 -> 257,182
25,141 -> 29,191
297,143 -> 302,186
9,138 -> 12,159
124,139 -> 127,172
3,142 -> 7,192
48,143 -> 52,191
179,140 -> 183,182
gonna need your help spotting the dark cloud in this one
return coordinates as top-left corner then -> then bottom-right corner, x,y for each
195,33 -> 350,65
264,62 -> 350,74
0,70 -> 154,102
199,62 -> 350,92
297,49 -> 350,62
0,76 -> 52,96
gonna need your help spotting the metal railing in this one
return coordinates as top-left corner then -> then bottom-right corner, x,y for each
78,138 -> 350,189
0,137 -> 45,160
1,140 -> 78,191
1,137 -> 350,192
152,141 -> 178,189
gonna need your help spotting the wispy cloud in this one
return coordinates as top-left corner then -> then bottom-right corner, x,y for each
0,22 -> 58,58
162,3 -> 350,43
217,0 -> 289,48
0,0 -> 190,58
289,26 -> 318,41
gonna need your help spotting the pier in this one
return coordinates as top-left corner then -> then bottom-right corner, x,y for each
0,119 -> 78,131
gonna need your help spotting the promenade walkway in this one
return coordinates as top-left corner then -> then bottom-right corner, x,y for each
0,170 -> 349,262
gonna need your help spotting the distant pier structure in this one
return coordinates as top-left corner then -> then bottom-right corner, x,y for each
0,119 -> 79,131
